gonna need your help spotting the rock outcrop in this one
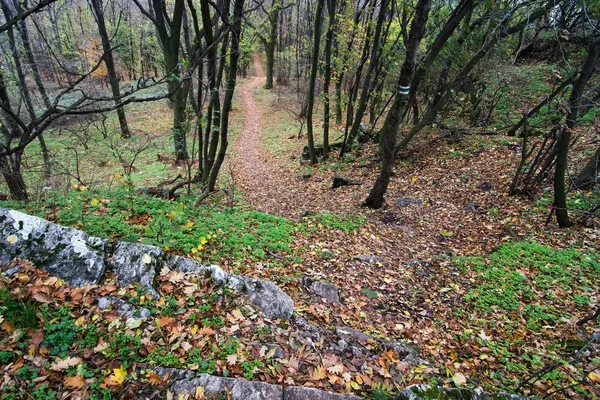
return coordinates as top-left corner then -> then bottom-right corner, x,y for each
0,208 -> 293,320
0,208 -> 107,287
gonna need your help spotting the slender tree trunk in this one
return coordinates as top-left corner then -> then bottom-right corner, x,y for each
305,0 -> 325,165
322,0 -> 336,161
342,0 -> 389,154
554,39 -> 600,227
0,66 -> 28,200
207,0 -> 245,191
12,0 -> 52,178
265,2 -> 279,89
363,0 -> 431,208
91,0 -> 131,139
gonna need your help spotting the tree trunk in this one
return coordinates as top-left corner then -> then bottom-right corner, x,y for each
364,0 -> 431,209
264,3 -> 279,89
305,0 -> 325,165
554,39 -> 600,227
207,0 -> 245,191
342,0 -> 389,154
322,0 -> 336,161
10,0 -> 52,178
0,153 -> 28,201
91,0 -> 131,139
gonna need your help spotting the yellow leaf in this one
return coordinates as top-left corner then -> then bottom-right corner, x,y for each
589,371 -> 600,383
6,235 -> 18,244
199,237 -> 208,245
79,185 -> 87,191
91,198 -> 100,207
111,365 -> 127,385
349,380 -> 360,390
191,324 -> 199,335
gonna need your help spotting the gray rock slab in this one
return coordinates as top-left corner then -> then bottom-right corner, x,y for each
108,242 -> 163,297
0,208 -> 107,286
394,197 -> 421,207
300,277 -> 340,303
97,296 -> 152,319
170,374 -> 283,400
284,386 -> 362,400
168,256 -> 294,320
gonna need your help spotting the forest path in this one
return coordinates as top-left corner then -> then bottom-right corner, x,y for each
232,54 -> 295,215
232,53 -> 367,217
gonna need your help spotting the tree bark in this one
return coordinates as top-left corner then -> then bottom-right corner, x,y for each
322,0 -> 336,161
554,39 -> 600,227
363,0 -> 431,208
264,1 -> 280,89
305,0 -> 325,165
91,0 -> 131,139
342,0 -> 389,154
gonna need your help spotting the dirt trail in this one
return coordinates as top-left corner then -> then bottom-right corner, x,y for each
232,54 -> 367,217
232,54 -> 287,214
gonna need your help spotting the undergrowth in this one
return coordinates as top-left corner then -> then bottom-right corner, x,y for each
0,184 -> 364,264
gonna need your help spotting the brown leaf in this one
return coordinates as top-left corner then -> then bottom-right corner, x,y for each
27,330 -> 44,355
327,364 -> 345,375
31,292 -> 53,303
64,375 -> 87,388
312,365 -> 327,380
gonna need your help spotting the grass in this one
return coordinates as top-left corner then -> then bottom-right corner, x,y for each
446,241 -> 600,395
0,185 -> 364,265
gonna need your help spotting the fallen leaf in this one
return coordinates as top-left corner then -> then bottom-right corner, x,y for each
226,354 -> 237,365
327,364 -> 345,375
589,371 -> 600,384
142,253 -> 152,264
453,372 -> 467,387
31,292 -> 53,303
50,357 -> 82,371
64,375 -> 87,388
111,365 -> 127,385
312,365 -> 327,380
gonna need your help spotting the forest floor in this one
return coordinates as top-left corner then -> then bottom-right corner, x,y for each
225,55 -> 600,398
1,56 -> 599,399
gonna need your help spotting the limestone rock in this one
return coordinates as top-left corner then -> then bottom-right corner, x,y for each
108,242 -> 164,298
394,384 -> 533,399
464,202 -> 480,212
97,296 -> 152,319
284,386 -> 362,400
394,197 -> 421,207
0,208 -> 107,286
354,254 -> 390,266
170,374 -> 283,400
168,256 -> 294,320
300,277 -> 340,303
